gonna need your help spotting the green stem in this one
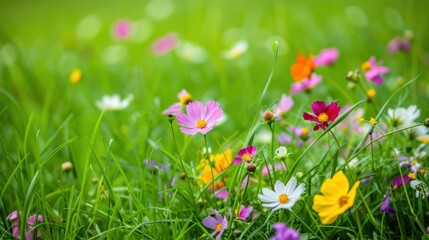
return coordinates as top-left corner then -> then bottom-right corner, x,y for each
203,134 -> 215,195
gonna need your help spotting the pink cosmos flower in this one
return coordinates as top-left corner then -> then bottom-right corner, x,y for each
290,73 -> 322,95
362,56 -> 390,84
233,146 -> 257,164
270,222 -> 300,240
235,205 -> 253,221
6,211 -> 44,240
153,33 -> 178,55
261,162 -> 287,177
215,189 -> 229,199
303,101 -> 341,131
202,210 -> 228,240
113,19 -> 132,39
177,101 -> 223,135
387,37 -> 410,54
314,48 -> 339,66
162,89 -> 192,116
273,94 -> 294,119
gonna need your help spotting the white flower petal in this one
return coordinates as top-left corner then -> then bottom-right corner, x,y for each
262,188 -> 278,199
284,177 -> 297,194
274,180 -> 285,193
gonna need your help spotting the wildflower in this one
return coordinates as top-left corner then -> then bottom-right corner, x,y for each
202,210 -> 228,240
387,37 -> 410,54
346,69 -> 360,82
398,144 -> 426,173
177,101 -> 223,135
275,146 -> 288,159
176,42 -> 207,63
261,162 -> 287,177
356,117 -> 365,124
410,180 -> 429,198
263,111 -> 275,122
153,33 -> 178,55
221,40 -> 248,59
235,205 -> 253,221
198,149 -> 232,190
380,195 -> 395,216
162,89 -> 192,116
312,170 -> 360,224
291,54 -> 316,82
69,68 -> 82,84
6,211 -> 44,240
215,189 -> 229,199
270,222 -> 300,240
367,89 -> 376,101
258,178 -> 305,212
96,94 -> 133,111
369,117 -> 377,125
303,101 -> 341,131
314,48 -> 339,66
361,56 -> 389,84
233,146 -> 257,164
290,73 -> 322,95
113,19 -> 132,39
62,161 -> 73,171
388,105 -> 421,129
392,174 -> 411,190
273,94 -> 294,119
276,132 -> 292,145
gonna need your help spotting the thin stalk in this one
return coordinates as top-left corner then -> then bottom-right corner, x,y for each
203,134 -> 215,195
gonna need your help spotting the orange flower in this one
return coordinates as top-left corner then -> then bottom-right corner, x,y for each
198,149 -> 232,190
291,55 -> 315,82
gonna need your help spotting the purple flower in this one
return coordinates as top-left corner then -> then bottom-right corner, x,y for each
270,222 -> 300,240
177,101 -> 223,135
202,210 -> 228,240
153,33 -> 178,55
235,205 -> 253,221
314,48 -> 339,66
276,132 -> 292,145
290,73 -> 322,95
6,211 -> 44,240
273,94 -> 294,119
387,37 -> 410,54
113,19 -> 132,39
380,195 -> 395,216
303,101 -> 341,131
162,89 -> 192,116
393,174 -> 411,190
215,189 -> 229,199
233,146 -> 257,164
362,56 -> 390,84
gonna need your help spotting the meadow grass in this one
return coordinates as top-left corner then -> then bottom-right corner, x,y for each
1,0 -> 429,239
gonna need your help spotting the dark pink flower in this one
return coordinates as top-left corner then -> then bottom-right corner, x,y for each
303,101 -> 341,131
235,205 -> 253,221
215,189 -> 229,199
202,210 -> 228,240
177,101 -> 223,135
314,48 -> 339,66
6,211 -> 44,240
153,33 -> 178,55
290,73 -> 322,95
113,19 -> 132,39
270,222 -> 300,240
233,146 -> 256,164
393,174 -> 411,189
362,56 -> 390,84
387,37 -> 410,54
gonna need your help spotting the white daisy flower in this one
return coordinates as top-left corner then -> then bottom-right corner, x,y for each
96,94 -> 133,111
387,105 -> 420,128
258,178 -> 305,211
275,146 -> 288,159
410,180 -> 429,198
221,40 -> 248,59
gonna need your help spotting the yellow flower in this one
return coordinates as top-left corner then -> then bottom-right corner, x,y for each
69,68 -> 82,84
356,116 -> 365,123
312,171 -> 360,224
369,117 -> 377,125
198,148 -> 232,190
367,89 -> 376,98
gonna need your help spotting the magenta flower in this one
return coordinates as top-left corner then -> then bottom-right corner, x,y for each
380,195 -> 395,216
153,33 -> 178,55
233,146 -> 257,164
202,210 -> 228,240
273,94 -> 294,119
303,101 -> 341,131
113,19 -> 132,39
235,205 -> 253,221
270,222 -> 300,240
215,189 -> 229,199
387,37 -> 410,54
362,56 -> 390,84
314,48 -> 339,66
290,73 -> 322,95
393,174 -> 411,190
177,101 -> 223,135
162,89 -> 192,116
6,211 -> 44,240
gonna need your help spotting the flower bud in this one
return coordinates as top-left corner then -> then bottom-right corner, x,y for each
263,111 -> 275,122
246,163 -> 257,173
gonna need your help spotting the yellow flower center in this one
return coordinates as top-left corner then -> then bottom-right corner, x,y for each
362,61 -> 372,71
317,112 -> 329,123
278,194 -> 289,204
215,223 -> 223,232
196,119 -> 207,129
301,127 -> 309,135
408,172 -> 416,179
179,93 -> 192,105
241,153 -> 252,162
367,89 -> 376,98
338,195 -> 349,207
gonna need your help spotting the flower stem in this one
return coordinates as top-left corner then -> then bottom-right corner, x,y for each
203,134 -> 215,195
